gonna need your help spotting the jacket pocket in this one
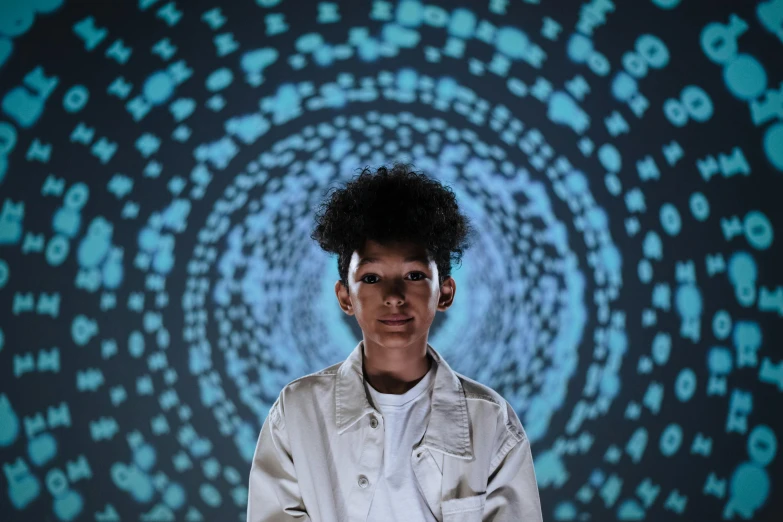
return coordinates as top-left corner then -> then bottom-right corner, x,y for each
441,493 -> 486,522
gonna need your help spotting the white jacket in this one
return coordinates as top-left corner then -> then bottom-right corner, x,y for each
247,341 -> 543,522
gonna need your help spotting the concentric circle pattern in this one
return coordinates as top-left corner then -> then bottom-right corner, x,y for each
0,0 -> 781,520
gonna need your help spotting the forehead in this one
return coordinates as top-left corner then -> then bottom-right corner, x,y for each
351,239 -> 432,267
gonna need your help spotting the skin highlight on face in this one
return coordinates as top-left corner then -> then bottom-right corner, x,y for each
334,239 -> 457,394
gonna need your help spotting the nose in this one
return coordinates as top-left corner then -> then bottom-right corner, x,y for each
383,278 -> 406,305
385,292 -> 404,305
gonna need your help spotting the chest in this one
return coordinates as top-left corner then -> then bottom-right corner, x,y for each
291,417 -> 493,521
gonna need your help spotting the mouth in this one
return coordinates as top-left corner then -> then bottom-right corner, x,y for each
378,318 -> 413,326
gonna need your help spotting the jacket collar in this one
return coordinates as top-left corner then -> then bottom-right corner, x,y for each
335,340 -> 473,460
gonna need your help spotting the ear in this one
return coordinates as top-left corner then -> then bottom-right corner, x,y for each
436,277 -> 456,312
334,280 -> 353,315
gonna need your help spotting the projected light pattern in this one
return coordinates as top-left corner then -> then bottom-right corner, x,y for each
0,0 -> 781,520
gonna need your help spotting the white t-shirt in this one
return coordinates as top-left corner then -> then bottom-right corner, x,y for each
364,359 -> 439,522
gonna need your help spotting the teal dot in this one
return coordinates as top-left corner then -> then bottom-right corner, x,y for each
53,490 -> 83,521
676,284 -> 702,318
123,467 -> 154,502
600,244 -> 621,272
313,44 -> 334,66
448,9 -> 476,38
153,250 -> 174,274
396,0 -> 423,26
724,54 -> 767,100
733,321 -> 761,353
763,122 -> 783,171
128,331 -> 145,358
102,260 -> 123,289
747,425 -> 777,466
436,77 -> 458,99
52,207 -> 81,237
689,192 -> 709,221
294,33 -> 323,53
567,33 -> 593,63
396,68 -> 418,90
77,235 -> 110,268
0,38 -> 12,70
636,34 -> 669,68
206,68 -> 233,92
652,333 -> 671,365
682,85 -> 713,121
708,347 -> 732,374
599,373 -> 620,398
744,210 -> 773,250
598,144 -> 621,172
565,171 -> 587,193
199,483 -> 222,507
659,423 -> 682,456
586,207 -> 608,229
164,482 -> 186,509
659,203 -> 681,236
0,5 -> 34,37
496,27 -> 529,59
555,502 -> 577,519
727,251 -> 757,283
138,227 -> 160,252
28,432 -> 56,466
638,259 -> 653,283
729,463 -> 769,512
134,443 -> 156,471
712,310 -> 732,339
33,0 -> 65,12
357,38 -> 380,62
674,368 -> 696,401
143,71 -> 174,105
608,328 -> 628,354
611,72 -> 637,102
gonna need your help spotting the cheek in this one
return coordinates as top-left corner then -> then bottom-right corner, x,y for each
349,293 -> 367,317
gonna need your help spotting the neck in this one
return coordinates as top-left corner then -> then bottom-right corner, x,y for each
362,339 -> 432,394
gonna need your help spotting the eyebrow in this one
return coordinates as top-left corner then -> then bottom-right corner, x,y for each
357,255 -> 430,267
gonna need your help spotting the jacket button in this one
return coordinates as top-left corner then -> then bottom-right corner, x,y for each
369,416 -> 378,428
358,475 -> 369,488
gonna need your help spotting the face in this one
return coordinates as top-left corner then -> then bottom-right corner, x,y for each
334,239 -> 456,349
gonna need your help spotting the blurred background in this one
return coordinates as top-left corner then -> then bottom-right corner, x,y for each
0,0 -> 781,520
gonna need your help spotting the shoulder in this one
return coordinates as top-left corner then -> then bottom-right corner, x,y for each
273,361 -> 342,411
454,371 -> 527,444
284,361 -> 342,389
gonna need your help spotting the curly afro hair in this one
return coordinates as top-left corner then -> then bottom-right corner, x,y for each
311,163 -> 476,288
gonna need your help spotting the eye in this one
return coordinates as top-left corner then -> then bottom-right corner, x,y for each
360,272 -> 427,284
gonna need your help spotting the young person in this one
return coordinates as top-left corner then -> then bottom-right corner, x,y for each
247,164 -> 543,521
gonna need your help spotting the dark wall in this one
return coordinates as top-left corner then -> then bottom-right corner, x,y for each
0,0 -> 781,520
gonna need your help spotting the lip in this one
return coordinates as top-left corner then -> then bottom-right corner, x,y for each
379,318 -> 413,326
379,314 -> 411,321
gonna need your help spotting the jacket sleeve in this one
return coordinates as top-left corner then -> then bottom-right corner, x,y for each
246,396 -> 311,521
483,403 -> 543,522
